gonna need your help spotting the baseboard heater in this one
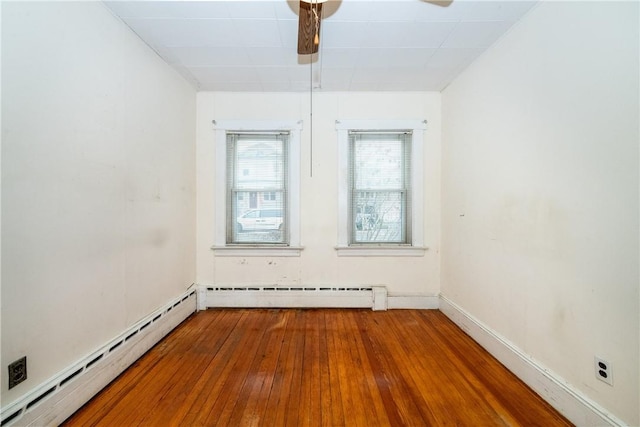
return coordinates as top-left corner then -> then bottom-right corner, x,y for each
202,286 -> 388,311
0,290 -> 197,427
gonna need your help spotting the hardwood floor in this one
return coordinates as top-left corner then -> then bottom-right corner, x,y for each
62,309 -> 573,426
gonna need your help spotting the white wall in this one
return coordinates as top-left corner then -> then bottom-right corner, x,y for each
441,1 -> 639,424
197,92 -> 440,297
1,1 -> 196,405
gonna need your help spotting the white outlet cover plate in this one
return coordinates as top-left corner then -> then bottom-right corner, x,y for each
594,356 -> 613,386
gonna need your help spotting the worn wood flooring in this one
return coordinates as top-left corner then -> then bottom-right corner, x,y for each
63,309 -> 572,426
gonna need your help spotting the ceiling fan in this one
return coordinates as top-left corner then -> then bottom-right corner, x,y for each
297,0 -> 329,55
296,0 -> 453,55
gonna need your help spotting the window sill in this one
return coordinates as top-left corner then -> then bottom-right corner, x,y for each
211,246 -> 303,257
335,246 -> 427,257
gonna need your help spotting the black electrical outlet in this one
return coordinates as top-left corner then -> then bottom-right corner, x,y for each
8,356 -> 27,389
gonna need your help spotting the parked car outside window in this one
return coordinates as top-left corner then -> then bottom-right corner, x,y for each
236,209 -> 283,232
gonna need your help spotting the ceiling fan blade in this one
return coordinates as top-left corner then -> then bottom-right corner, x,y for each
297,1 -> 323,55
420,0 -> 453,6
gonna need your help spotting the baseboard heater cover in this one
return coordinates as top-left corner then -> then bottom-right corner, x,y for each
204,285 -> 388,311
0,290 -> 197,427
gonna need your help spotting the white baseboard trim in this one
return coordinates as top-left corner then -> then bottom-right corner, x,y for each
387,294 -> 439,309
0,289 -> 197,427
439,295 -> 626,427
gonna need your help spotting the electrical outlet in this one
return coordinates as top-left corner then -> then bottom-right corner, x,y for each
8,357 -> 27,389
595,357 -> 613,386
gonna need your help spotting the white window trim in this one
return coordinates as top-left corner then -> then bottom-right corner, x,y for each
212,120 -> 303,257
335,119 -> 427,257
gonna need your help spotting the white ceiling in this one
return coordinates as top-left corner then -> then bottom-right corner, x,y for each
104,0 -> 537,92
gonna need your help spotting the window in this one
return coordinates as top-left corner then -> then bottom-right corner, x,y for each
227,132 -> 287,244
336,120 -> 427,256
350,131 -> 411,244
213,120 -> 302,256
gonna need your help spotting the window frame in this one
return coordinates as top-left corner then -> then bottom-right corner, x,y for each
212,120 -> 302,257
336,120 -> 427,257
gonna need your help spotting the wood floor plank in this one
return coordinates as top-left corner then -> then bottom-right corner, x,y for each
260,310 -> 299,427
297,309 -> 322,426
62,309 -> 573,427
283,309 -> 306,427
330,309 -> 370,427
323,309 -> 346,426
350,312 -> 393,427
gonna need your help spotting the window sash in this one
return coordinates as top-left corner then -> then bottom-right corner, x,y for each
349,132 -> 411,244
226,132 -> 289,245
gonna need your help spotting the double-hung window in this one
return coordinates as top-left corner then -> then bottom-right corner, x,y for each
337,120 -> 427,256
213,121 -> 302,256
350,131 -> 411,244
227,132 -> 288,244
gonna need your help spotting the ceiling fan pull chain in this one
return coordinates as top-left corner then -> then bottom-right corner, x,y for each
309,40 -> 314,178
313,6 -> 320,46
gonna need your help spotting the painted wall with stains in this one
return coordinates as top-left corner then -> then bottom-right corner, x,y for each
1,2 -> 196,405
441,2 -> 639,424
196,92 -> 441,296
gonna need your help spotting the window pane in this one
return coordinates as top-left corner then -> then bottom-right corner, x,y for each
232,191 -> 285,243
234,138 -> 285,190
228,133 -> 287,244
353,191 -> 405,243
354,138 -> 403,190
